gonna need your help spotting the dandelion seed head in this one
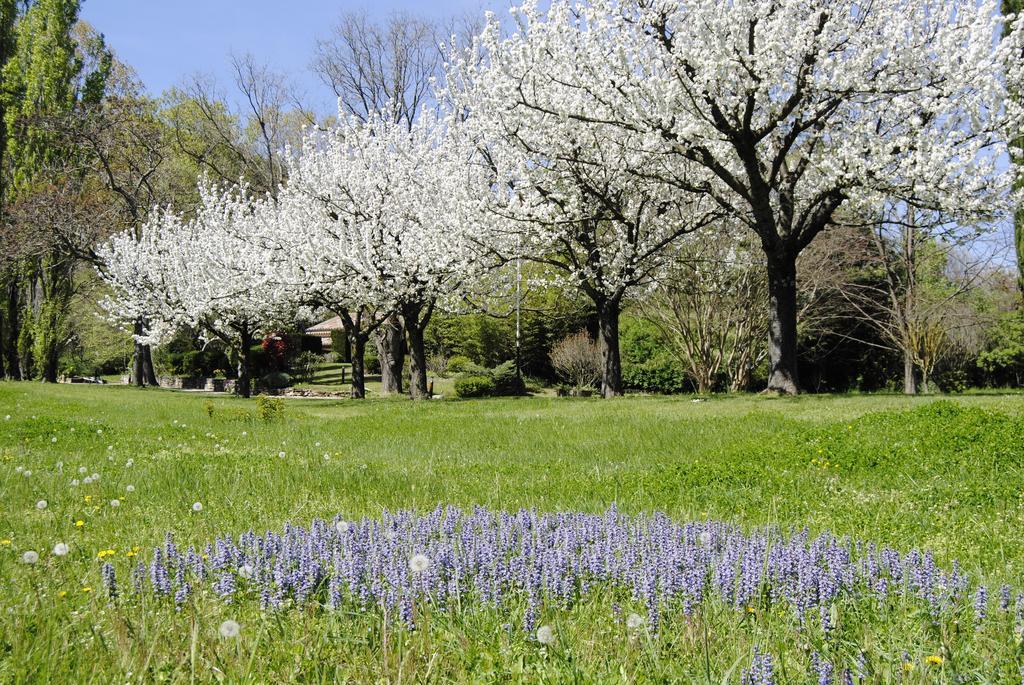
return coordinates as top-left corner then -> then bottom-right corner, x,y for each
336,520 -> 350,535
409,553 -> 431,573
22,550 -> 39,564
536,624 -> 555,645
219,619 -> 240,638
52,542 -> 69,556
110,499 -> 121,508
626,613 -> 645,630
36,500 -> 47,510
192,502 -> 203,512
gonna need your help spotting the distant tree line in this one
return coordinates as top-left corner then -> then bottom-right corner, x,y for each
1,0 -> 1023,397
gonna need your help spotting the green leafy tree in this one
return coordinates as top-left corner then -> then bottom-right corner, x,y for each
0,0 -> 113,381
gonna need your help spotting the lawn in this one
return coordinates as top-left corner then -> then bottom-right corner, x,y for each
2,384 -> 1023,682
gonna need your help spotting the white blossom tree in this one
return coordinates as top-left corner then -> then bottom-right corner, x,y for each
446,20 -> 719,397
461,0 -> 1024,394
97,183 -> 288,397
278,111 -> 494,399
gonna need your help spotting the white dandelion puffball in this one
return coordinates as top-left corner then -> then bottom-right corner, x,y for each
536,625 -> 555,645
51,437 -> 57,443
22,550 -> 39,564
78,466 -> 87,474
15,465 -> 23,473
22,470 -> 31,478
278,451 -> 286,459
192,502 -> 203,512
90,473 -> 100,481
125,459 -> 134,467
408,554 -> 431,573
126,485 -> 135,493
4,415 -> 9,420
56,461 -> 63,470
70,479 -> 79,487
335,520 -> 350,535
219,620 -> 240,638
110,499 -> 121,508
96,429 -> 103,435
323,453 -> 330,460
36,500 -> 47,510
52,542 -> 69,556
626,613 -> 645,630
82,477 -> 93,485
238,564 -> 254,579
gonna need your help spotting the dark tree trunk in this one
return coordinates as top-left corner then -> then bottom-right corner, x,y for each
4,277 -> 21,380
903,352 -> 918,395
349,334 -> 366,399
236,324 -> 253,398
40,341 -> 59,384
401,301 -> 433,400
143,344 -> 158,386
375,314 -> 404,395
765,250 -> 800,395
596,298 -> 623,398
131,319 -> 146,387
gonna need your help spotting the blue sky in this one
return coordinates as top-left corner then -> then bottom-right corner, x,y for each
80,0 -> 499,112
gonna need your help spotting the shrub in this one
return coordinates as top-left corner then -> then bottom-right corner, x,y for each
550,331 -> 602,389
623,355 -> 687,394
299,334 -> 323,354
255,395 -> 284,422
454,375 -> 496,398
261,372 -> 291,390
182,350 -> 205,377
291,351 -> 322,383
427,353 -> 450,377
447,355 -> 473,374
491,360 -> 526,395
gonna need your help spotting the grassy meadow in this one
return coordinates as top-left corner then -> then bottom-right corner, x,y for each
2,383 -> 1024,682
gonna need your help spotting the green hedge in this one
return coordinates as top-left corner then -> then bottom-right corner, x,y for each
454,375 -> 496,398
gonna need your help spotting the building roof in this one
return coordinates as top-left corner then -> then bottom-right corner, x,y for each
305,316 -> 343,335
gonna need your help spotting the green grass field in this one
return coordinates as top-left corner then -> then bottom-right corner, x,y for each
2,384 -> 1024,682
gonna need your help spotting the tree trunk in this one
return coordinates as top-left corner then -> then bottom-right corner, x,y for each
143,344 -> 158,386
401,301 -> 433,400
765,250 -> 800,395
130,319 -> 146,387
596,298 -> 623,398
902,351 -> 918,395
375,315 -> 405,395
349,334 -> 366,399
236,324 -> 253,398
4,276 -> 22,380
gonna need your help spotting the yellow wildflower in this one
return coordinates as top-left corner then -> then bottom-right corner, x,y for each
84,495 -> 92,503
126,550 -> 136,558
75,520 -> 85,527
1,539 -> 11,546
57,590 -> 67,598
81,587 -> 92,593
926,655 -> 943,665
903,662 -> 915,672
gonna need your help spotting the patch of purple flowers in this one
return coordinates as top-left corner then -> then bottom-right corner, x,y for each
105,506 -> 1015,645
